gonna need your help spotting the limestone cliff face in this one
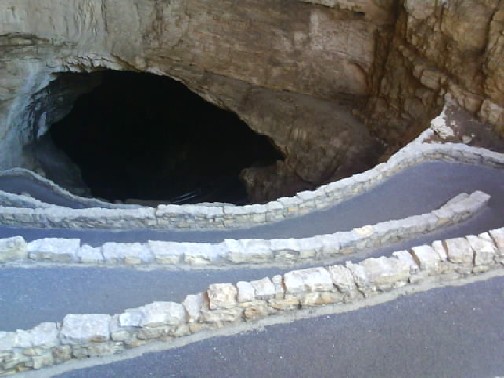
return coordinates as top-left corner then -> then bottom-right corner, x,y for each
366,0 -> 504,149
0,0 -> 502,202
0,0 -> 391,201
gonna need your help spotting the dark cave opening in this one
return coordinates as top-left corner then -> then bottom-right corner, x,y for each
46,71 -> 284,205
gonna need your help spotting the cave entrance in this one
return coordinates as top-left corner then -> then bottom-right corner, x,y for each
45,71 -> 284,205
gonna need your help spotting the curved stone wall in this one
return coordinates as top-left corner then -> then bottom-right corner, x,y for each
0,131 -> 503,230
1,227 -> 503,375
0,190 -> 490,267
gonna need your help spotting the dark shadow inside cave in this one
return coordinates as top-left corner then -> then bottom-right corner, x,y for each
46,71 -> 283,205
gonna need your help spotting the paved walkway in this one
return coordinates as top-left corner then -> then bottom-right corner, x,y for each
55,275 -> 504,378
1,162 -> 504,245
1,161 -> 504,376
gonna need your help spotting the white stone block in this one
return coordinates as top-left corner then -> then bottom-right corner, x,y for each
192,205 -> 224,218
336,232 -> 361,251
207,283 -> 237,310
422,213 -> 441,231
102,242 -> 153,265
119,310 -> 143,328
250,277 -> 276,300
353,225 -> 374,238
61,314 -> 111,344
225,239 -> 272,263
433,206 -> 457,225
468,190 -> 491,205
411,245 -> 441,273
283,271 -> 304,294
360,256 -> 411,289
317,234 -> 340,255
295,237 -> 320,259
28,238 -> 80,262
223,205 -> 250,215
270,238 -> 300,257
183,293 -> 205,323
448,191 -> 489,218
392,250 -> 420,274
266,201 -> 283,211
271,275 -> 285,298
277,196 -> 300,208
296,190 -> 318,202
155,204 -> 184,217
466,234 -> 496,266
184,243 -> 225,265
148,241 -> 185,264
138,302 -> 186,328
77,245 -> 104,264
109,314 -> 132,342
489,228 -> 504,255
327,265 -> 356,293
444,238 -> 474,265
0,332 -> 16,351
346,262 -> 368,289
0,236 -> 27,262
284,267 -> 333,294
431,240 -> 448,261
236,281 -> 255,303
200,307 -> 243,324
14,322 -> 59,348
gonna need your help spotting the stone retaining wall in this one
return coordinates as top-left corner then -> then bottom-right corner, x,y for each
1,227 -> 503,375
0,132 -> 503,230
0,191 -> 490,267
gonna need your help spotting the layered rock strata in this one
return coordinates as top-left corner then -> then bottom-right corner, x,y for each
0,0 -> 502,202
0,0 -> 392,201
366,0 -> 504,149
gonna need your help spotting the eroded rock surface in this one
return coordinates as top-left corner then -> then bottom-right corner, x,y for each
366,0 -> 504,149
0,0 -> 502,202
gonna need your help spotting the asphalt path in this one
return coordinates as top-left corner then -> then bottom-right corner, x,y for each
57,276 -> 504,378
1,161 -> 504,377
0,207 -> 500,333
2,161 -> 504,331
1,162 -> 504,245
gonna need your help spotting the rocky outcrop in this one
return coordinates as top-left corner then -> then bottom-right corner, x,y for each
0,0 -> 396,201
366,0 -> 504,150
0,0 -> 502,202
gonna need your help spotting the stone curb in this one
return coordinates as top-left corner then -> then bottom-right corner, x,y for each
0,191 -> 490,266
0,191 -> 490,267
0,134 -> 503,230
1,226 -> 503,375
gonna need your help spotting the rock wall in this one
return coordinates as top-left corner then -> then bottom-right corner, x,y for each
0,0 -> 394,201
366,0 -> 504,150
0,0 -> 502,201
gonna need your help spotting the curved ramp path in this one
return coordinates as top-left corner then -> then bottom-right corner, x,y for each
1,162 -> 504,245
1,162 -> 503,332
1,136 -> 504,376
54,275 -> 504,378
